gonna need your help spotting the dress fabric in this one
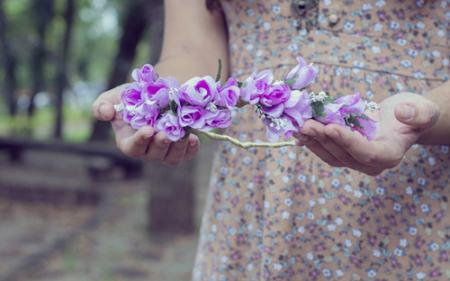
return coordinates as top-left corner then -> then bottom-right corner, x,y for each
193,1 -> 450,280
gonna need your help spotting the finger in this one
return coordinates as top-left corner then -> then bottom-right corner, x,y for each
116,126 -> 154,157
321,125 -> 376,164
394,102 -> 439,129
185,134 -> 200,161
92,84 -> 129,121
301,119 -> 355,163
163,137 -> 189,166
145,132 -> 171,161
305,125 -> 355,166
294,130 -> 312,146
326,124 -> 398,167
303,137 -> 344,167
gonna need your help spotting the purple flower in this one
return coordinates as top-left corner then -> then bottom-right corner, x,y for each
351,115 -> 378,140
215,77 -> 240,109
143,77 -> 180,108
130,102 -> 160,129
260,103 -> 285,118
315,93 -> 378,140
121,110 -> 135,124
156,112 -> 185,142
204,109 -> 233,130
285,57 -> 317,90
315,93 -> 363,125
179,76 -> 217,106
177,105 -> 206,129
315,102 -> 347,126
283,90 -> 312,127
334,93 -> 366,116
122,83 -> 143,106
241,69 -> 274,105
259,82 -> 290,107
132,64 -> 158,83
263,116 -> 297,142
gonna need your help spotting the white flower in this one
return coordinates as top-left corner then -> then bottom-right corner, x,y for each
344,239 -> 352,247
416,22 -> 425,29
284,198 -> 293,207
114,103 -> 125,112
272,4 -> 281,14
309,91 -> 328,103
394,248 -> 403,256
416,272 -> 426,279
390,21 -> 400,29
374,23 -> 383,32
353,229 -> 362,237
366,101 -> 380,112
371,46 -> 381,54
273,263 -> 282,271
323,269 -> 332,277
375,0 -> 385,7
206,102 -> 218,112
405,186 -> 414,195
430,242 -> 439,251
400,239 -> 408,247
327,224 -> 336,231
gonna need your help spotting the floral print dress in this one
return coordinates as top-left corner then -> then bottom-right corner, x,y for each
193,0 -> 450,280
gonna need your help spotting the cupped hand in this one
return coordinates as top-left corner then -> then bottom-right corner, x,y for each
296,93 -> 440,176
92,84 -> 200,165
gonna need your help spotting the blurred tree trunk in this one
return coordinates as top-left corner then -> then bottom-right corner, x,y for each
53,0 -> 75,139
28,0 -> 54,117
0,0 -> 18,116
89,0 -> 162,141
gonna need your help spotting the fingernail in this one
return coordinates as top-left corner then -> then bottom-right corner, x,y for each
398,104 -> 416,121
189,141 -> 197,147
163,139 -> 171,144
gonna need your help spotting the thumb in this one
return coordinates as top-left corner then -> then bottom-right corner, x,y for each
92,84 -> 128,121
394,102 -> 439,129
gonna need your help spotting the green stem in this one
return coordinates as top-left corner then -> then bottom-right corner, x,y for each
215,59 -> 222,82
194,130 -> 296,149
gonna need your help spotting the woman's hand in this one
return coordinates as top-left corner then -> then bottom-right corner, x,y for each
92,84 -> 200,165
296,93 -> 440,176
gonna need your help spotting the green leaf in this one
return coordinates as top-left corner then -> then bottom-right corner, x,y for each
285,79 -> 296,86
237,81 -> 244,88
311,102 -> 325,117
344,115 -> 362,128
215,59 -> 222,82
170,100 -> 178,114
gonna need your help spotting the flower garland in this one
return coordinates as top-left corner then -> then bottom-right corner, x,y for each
114,57 -> 379,149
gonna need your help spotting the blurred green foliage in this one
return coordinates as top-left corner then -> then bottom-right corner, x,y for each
0,0 -> 154,141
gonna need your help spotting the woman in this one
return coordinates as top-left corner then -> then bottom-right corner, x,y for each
93,0 -> 450,280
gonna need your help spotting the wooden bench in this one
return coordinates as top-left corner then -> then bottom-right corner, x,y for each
0,137 -> 143,179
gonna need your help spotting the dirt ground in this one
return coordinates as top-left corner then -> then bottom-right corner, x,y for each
0,142 -> 215,281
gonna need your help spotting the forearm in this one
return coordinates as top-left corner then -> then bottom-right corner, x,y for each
154,0 -> 229,83
418,81 -> 450,145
